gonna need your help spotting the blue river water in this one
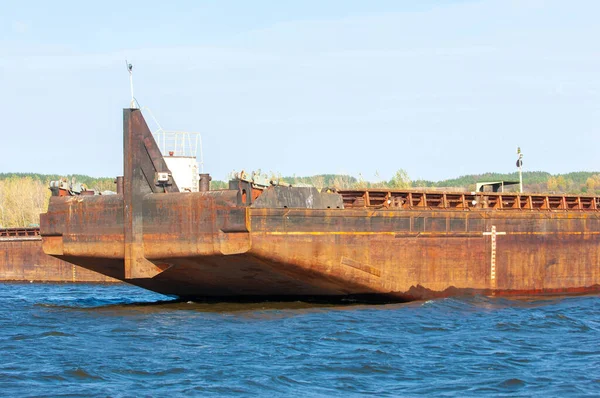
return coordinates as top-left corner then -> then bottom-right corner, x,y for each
0,283 -> 599,397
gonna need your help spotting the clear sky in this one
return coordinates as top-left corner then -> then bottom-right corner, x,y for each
1,0 -> 599,182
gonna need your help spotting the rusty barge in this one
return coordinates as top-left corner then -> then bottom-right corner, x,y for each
0,227 -> 118,283
39,109 -> 600,301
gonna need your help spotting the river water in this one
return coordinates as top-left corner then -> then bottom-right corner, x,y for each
1,283 -> 599,397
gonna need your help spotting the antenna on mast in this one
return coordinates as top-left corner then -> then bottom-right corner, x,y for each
125,60 -> 136,108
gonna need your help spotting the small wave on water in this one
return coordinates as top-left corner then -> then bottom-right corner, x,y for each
65,367 -> 105,381
0,283 -> 599,396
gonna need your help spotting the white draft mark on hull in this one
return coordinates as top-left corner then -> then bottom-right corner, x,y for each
483,225 -> 507,289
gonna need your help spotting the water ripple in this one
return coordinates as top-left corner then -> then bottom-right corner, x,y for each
0,283 -> 599,396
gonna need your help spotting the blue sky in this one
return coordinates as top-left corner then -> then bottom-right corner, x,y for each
1,0 -> 599,182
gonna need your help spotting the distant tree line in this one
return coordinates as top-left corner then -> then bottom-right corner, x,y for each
0,174 -> 115,228
415,171 -> 600,195
0,176 -> 50,228
277,171 -> 413,190
0,173 -> 116,192
1,170 -> 600,227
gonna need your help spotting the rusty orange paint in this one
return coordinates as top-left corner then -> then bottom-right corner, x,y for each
36,109 -> 600,302
0,229 -> 119,283
39,190 -> 600,301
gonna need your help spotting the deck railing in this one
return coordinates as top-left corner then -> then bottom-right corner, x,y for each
339,190 -> 600,211
0,228 -> 40,237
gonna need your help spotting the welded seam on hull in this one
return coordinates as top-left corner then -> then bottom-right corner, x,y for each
340,256 -> 381,277
260,231 -> 600,236
262,231 -> 479,236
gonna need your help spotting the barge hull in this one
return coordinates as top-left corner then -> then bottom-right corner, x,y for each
1,231 -> 118,283
38,108 -> 600,301
40,193 -> 600,301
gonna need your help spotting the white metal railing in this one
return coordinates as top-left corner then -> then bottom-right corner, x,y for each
142,107 -> 204,172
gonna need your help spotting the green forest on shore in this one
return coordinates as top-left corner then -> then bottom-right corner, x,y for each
2,170 -> 600,228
